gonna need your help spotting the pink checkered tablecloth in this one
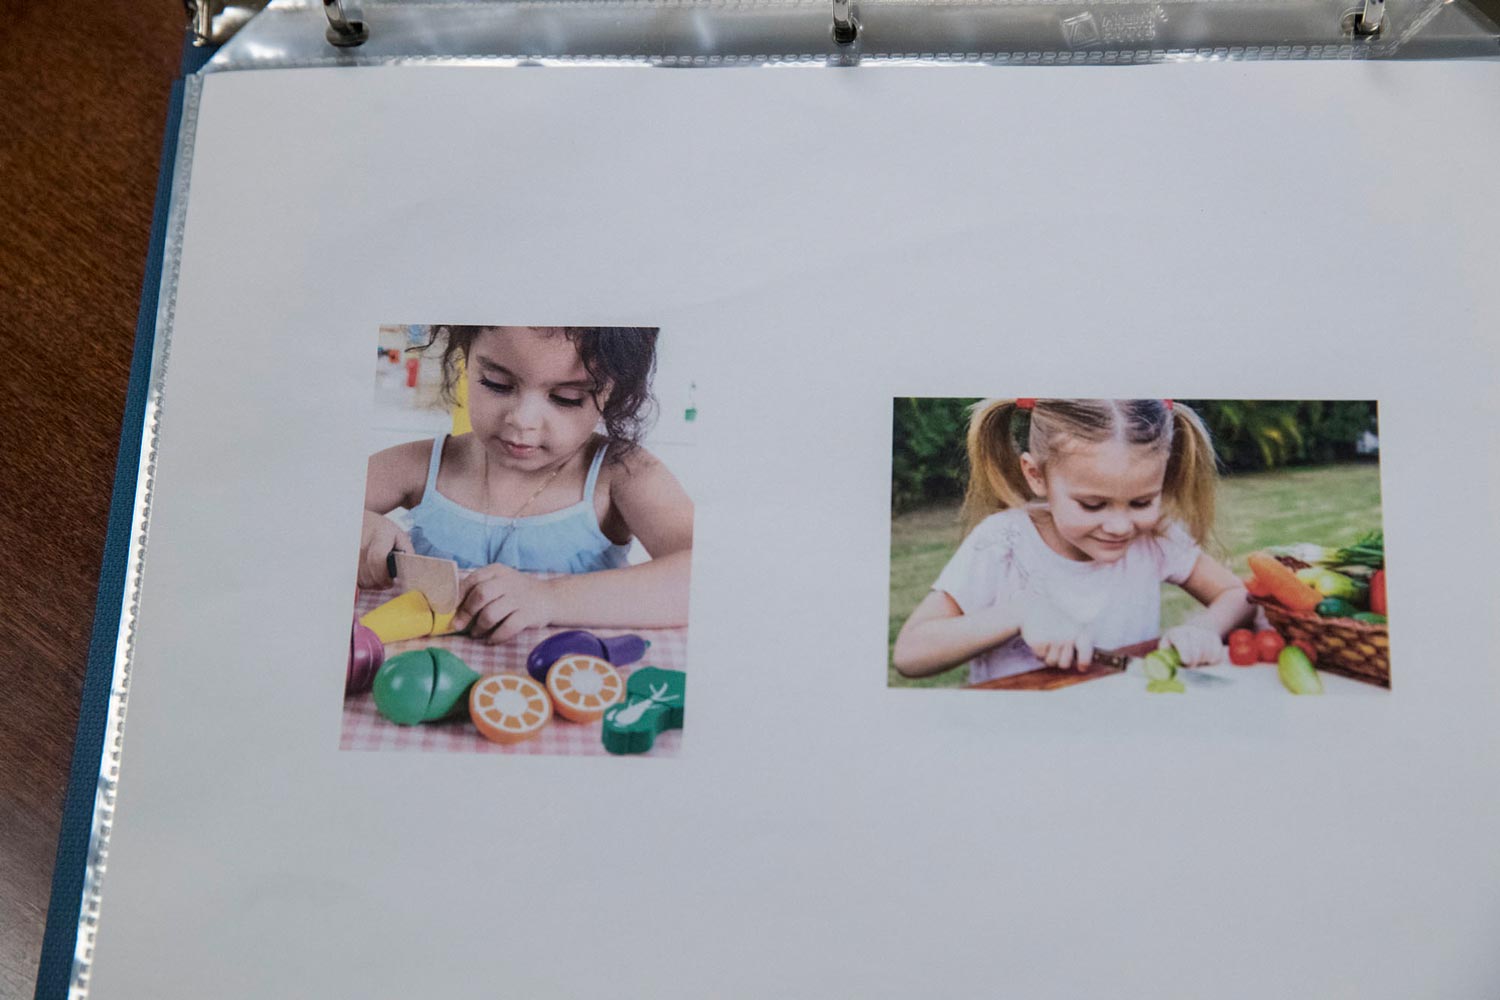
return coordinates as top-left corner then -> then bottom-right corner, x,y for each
341,589 -> 687,757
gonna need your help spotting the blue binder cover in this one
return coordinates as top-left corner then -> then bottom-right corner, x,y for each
31,40 -> 216,1000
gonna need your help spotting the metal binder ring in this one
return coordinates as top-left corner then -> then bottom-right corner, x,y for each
1352,0 -> 1385,36
324,0 -> 369,46
832,0 -> 858,43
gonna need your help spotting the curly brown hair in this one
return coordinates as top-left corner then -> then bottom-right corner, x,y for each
420,326 -> 659,454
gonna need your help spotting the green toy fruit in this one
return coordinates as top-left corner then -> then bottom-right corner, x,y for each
427,648 -> 481,719
373,648 -> 480,725
1276,645 -> 1324,695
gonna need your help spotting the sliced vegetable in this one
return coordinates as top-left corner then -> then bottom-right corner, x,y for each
1146,678 -> 1186,694
1315,598 -> 1359,619
1254,629 -> 1286,663
1142,650 -> 1178,682
1353,612 -> 1387,625
1158,645 -> 1184,670
1369,569 -> 1387,616
1277,645 -> 1324,695
1247,553 -> 1324,613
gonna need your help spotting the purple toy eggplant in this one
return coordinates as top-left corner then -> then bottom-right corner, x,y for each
347,621 -> 385,696
526,629 -> 649,682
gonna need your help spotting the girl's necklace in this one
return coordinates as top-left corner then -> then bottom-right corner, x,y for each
482,444 -> 576,557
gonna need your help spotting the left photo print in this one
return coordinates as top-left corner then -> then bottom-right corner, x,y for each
341,325 -> 696,756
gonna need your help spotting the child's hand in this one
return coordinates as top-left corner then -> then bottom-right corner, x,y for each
358,511 -> 412,590
1160,625 -> 1223,667
1020,591 -> 1094,671
451,564 -> 559,645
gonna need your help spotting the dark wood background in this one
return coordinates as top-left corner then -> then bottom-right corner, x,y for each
0,4 -> 184,996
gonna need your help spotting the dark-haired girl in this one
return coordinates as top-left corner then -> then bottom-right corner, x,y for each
358,326 -> 692,643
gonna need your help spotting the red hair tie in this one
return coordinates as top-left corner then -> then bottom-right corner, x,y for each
1164,399 -> 1174,411
1016,398 -> 1036,411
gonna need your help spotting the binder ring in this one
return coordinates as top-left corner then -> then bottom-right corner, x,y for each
832,0 -> 858,44
1351,0 -> 1385,35
324,0 -> 369,46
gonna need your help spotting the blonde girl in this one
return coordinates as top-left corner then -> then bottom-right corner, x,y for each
893,398 -> 1251,683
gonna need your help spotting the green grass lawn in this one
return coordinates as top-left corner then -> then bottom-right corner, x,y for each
887,462 -> 1384,688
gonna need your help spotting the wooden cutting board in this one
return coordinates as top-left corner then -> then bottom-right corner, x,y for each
966,639 -> 1162,691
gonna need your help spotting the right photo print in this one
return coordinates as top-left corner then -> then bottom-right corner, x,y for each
889,398 -> 1388,695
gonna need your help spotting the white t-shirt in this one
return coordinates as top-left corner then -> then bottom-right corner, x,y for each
932,508 -> 1203,684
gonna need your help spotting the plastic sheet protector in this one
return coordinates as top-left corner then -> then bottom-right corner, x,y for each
81,60 -> 1500,999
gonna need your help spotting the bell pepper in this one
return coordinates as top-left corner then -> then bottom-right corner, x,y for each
1369,569 -> 1387,616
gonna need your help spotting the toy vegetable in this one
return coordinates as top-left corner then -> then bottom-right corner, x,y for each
526,630 -> 648,682
602,668 -> 685,754
373,648 -> 480,725
360,590 -> 457,644
347,621 -> 385,695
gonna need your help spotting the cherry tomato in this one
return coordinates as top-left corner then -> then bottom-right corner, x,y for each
1228,629 -> 1255,648
1228,642 -> 1259,666
1254,630 -> 1286,663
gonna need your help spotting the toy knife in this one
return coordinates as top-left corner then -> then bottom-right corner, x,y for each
384,549 -> 461,615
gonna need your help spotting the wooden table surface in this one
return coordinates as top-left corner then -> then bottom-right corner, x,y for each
0,4 -> 184,995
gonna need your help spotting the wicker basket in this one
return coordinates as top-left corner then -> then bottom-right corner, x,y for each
1249,595 -> 1389,688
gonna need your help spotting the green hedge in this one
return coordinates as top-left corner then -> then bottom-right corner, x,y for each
891,398 -> 1378,514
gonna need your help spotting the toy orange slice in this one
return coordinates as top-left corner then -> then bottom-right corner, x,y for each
545,654 -> 624,723
469,674 -> 552,744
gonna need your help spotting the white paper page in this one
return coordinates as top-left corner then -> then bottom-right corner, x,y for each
89,61 -> 1500,999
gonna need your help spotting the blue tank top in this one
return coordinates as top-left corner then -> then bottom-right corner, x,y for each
407,435 -> 632,574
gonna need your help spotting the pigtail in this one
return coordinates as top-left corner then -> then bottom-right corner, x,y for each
960,399 -> 1035,535
1161,402 -> 1220,547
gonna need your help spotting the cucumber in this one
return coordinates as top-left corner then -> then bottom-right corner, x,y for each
1277,646 -> 1324,695
1315,597 -> 1358,618
1146,678 -> 1186,694
1352,611 -> 1387,624
1142,650 -> 1178,682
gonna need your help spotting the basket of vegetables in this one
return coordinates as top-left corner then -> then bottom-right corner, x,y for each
1244,532 -> 1389,688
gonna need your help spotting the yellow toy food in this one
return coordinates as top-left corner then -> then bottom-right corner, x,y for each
359,590 -> 457,644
